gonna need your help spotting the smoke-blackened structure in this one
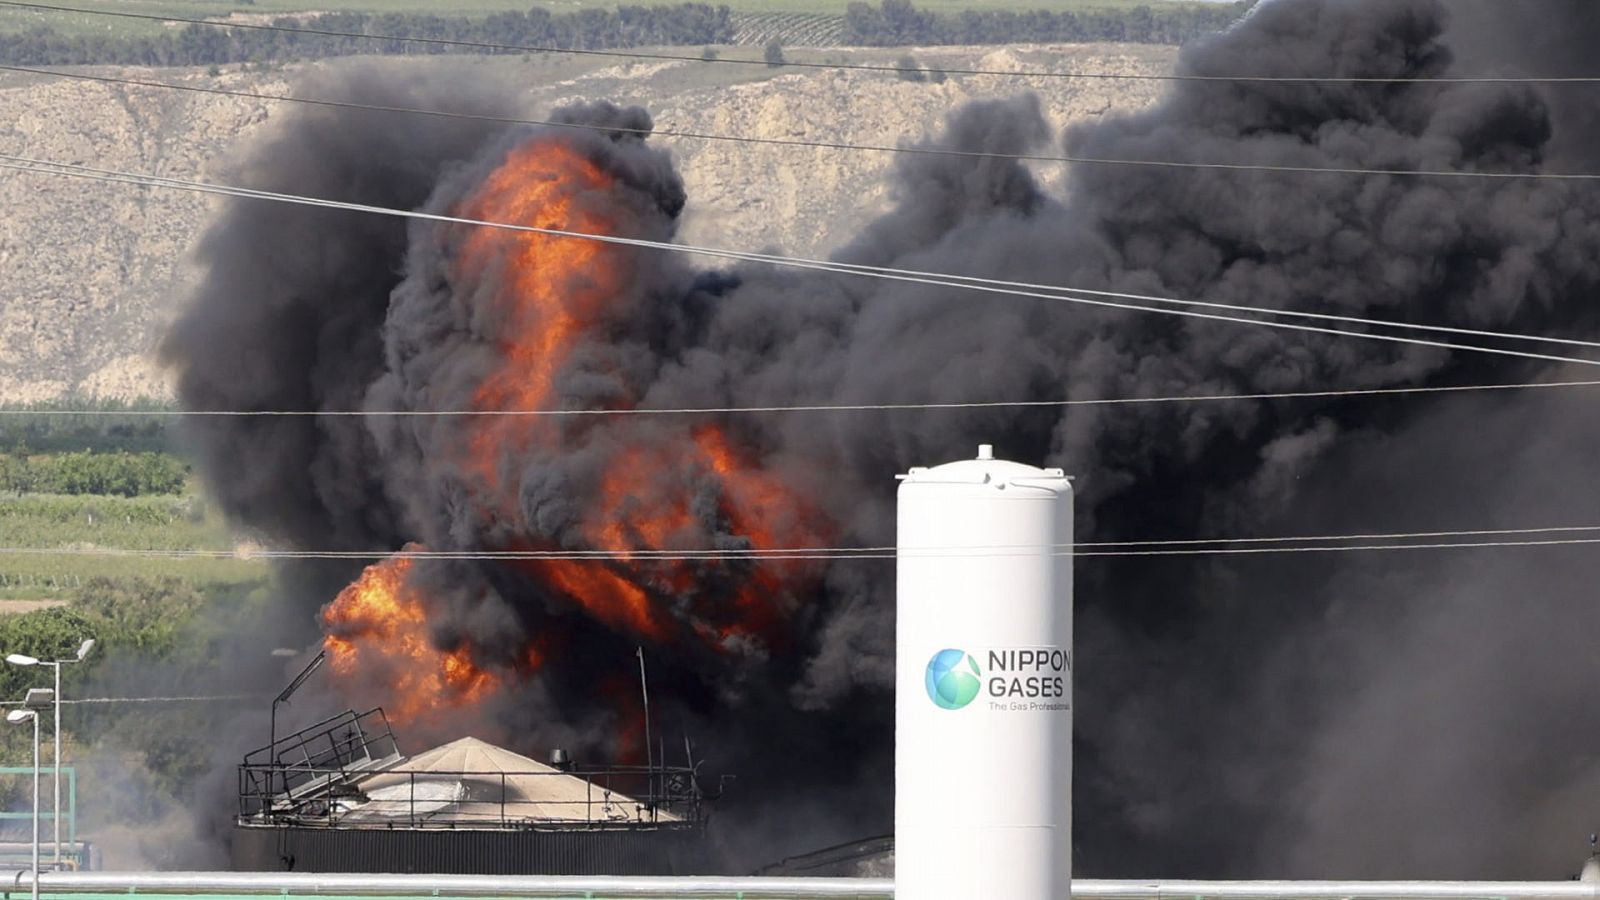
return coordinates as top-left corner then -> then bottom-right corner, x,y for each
164,0 -> 1600,877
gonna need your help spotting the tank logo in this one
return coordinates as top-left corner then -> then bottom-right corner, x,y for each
925,647 -> 1072,712
925,649 -> 982,709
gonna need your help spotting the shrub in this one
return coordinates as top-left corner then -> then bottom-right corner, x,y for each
895,53 -> 925,82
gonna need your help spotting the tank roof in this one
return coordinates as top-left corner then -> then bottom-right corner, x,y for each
348,736 -> 680,825
898,444 -> 1069,491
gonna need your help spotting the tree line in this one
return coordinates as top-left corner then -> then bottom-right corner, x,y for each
843,0 -> 1251,47
0,398 -> 172,455
0,451 -> 189,497
0,1 -> 1252,67
0,576 -> 270,811
0,4 -> 734,67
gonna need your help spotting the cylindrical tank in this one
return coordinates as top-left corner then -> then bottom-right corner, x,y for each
896,444 -> 1072,900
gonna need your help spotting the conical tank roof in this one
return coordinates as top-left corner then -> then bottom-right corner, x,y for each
348,736 -> 677,824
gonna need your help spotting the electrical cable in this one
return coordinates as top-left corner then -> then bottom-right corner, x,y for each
4,0 -> 1600,85
6,63 -> 1600,182
4,378 -> 1600,419
61,694 -> 260,704
4,154 -> 1600,371
3,539 -> 1600,560
0,695 -> 263,706
6,525 -> 1600,561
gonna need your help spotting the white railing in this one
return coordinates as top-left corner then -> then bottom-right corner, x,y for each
14,873 -> 1600,900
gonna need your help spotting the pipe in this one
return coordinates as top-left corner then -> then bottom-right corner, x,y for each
19,874 -> 1600,900
1072,883 -> 1600,900
30,872 -> 894,898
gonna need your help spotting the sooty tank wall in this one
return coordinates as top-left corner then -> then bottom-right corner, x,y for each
231,824 -> 711,875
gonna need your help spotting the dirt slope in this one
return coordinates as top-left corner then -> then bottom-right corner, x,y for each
0,43 -> 1174,402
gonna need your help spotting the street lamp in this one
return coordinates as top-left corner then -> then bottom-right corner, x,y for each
269,651 -> 325,798
9,686 -> 53,900
7,638 -> 95,867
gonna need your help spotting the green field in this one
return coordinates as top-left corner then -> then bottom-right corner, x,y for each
0,487 -> 277,810
0,492 -> 265,601
8,0 -> 1220,14
0,0 -> 1229,38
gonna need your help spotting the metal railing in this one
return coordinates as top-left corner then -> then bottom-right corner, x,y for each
238,709 -> 400,817
23,871 -> 895,897
238,761 -> 704,830
0,767 -> 74,862
21,872 -> 1600,900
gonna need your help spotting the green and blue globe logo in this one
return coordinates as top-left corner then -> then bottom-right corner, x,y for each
925,649 -> 982,710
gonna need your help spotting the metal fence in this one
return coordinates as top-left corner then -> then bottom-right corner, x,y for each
14,872 -> 1600,900
0,766 -> 79,871
239,762 -> 704,829
238,708 -> 705,830
21,871 -> 893,898
239,709 -> 400,814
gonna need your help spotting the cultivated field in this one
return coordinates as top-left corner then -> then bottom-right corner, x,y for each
0,492 -> 265,602
0,0 -> 1232,37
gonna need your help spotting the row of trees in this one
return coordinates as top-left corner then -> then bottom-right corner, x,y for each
0,398 -> 172,455
0,451 -> 189,497
0,3 -> 734,67
843,0 -> 1250,47
0,576 -> 270,811
0,0 -> 1253,67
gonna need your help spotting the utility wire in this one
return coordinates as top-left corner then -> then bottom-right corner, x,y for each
3,0 -> 1600,86
5,154 -> 1600,371
3,539 -> 1600,560
4,379 -> 1600,419
5,152 -> 1595,365
0,695 -> 262,706
6,63 -> 1600,182
62,694 -> 260,704
7,526 -> 1600,561
1085,536 -> 1600,557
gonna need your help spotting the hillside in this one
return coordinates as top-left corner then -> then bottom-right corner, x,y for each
0,43 -> 1176,402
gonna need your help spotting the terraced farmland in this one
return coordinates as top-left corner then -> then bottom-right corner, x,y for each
729,12 -> 848,46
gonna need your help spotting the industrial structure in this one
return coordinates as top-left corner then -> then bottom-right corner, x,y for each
896,446 -> 1074,899
7,446 -> 1599,899
0,765 -> 88,872
234,709 -> 710,875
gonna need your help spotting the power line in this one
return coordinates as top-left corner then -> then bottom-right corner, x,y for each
5,154 -> 1600,371
3,0 -> 1599,86
1,539 -> 1599,560
1082,536 -> 1600,558
6,153 -> 1594,366
6,63 -> 1600,182
0,695 -> 262,706
7,525 -> 1600,561
63,694 -> 260,704
3,379 -> 1600,418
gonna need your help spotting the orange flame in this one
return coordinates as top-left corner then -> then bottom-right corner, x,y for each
322,134 -> 833,740
322,555 -> 499,726
692,428 -> 826,641
459,140 -> 623,418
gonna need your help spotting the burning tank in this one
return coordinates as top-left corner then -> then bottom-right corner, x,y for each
233,709 -> 715,875
214,117 -> 837,874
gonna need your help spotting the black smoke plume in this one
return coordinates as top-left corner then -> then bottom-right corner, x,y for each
163,0 -> 1600,877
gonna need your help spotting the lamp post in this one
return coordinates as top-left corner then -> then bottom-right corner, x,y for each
7,638 -> 95,867
10,687 -> 53,900
269,651 -> 326,799
6,709 -> 37,900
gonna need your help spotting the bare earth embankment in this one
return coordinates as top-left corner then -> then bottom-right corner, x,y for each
0,43 -> 1175,402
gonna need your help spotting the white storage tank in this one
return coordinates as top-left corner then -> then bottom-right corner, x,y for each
896,444 -> 1073,900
